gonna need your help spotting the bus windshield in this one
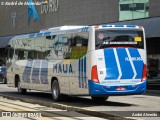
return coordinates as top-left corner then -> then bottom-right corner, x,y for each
95,29 -> 144,49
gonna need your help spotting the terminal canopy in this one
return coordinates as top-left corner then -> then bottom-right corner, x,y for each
0,36 -> 14,48
111,17 -> 160,38
1,17 -> 160,48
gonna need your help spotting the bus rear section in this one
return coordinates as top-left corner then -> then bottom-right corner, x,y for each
88,26 -> 147,96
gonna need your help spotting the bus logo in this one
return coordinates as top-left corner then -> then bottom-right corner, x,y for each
53,64 -> 73,74
125,57 -> 143,61
28,0 -> 41,26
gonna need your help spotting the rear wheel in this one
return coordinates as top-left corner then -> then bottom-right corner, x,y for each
3,78 -> 7,84
51,80 -> 62,101
0,75 -> 4,83
17,78 -> 27,94
2,78 -> 5,84
91,96 -> 109,101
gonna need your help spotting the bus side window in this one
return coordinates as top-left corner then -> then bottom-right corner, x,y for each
18,50 -> 24,60
28,51 -> 35,59
62,34 -> 73,59
70,32 -> 88,59
7,47 -> 14,60
34,37 -> 46,59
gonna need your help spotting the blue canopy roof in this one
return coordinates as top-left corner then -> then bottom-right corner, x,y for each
0,36 -> 14,48
109,17 -> 160,38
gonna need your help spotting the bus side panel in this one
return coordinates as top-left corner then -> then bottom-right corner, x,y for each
7,60 -> 29,88
7,58 -> 15,87
65,59 -> 87,95
18,60 -> 29,89
7,67 -> 15,87
27,60 -> 50,91
44,60 -> 66,93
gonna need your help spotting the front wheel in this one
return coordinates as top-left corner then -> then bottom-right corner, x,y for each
51,80 -> 62,101
91,96 -> 109,101
17,80 -> 27,94
2,78 -> 6,84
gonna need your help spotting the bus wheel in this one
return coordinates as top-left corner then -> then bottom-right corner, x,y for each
51,80 -> 61,101
17,79 -> 27,94
2,78 -> 6,84
91,96 -> 109,101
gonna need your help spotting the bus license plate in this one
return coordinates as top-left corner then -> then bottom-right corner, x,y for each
116,87 -> 126,91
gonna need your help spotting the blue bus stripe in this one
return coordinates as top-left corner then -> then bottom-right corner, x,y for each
78,59 -> 81,88
116,48 -> 134,79
102,25 -> 112,28
114,25 -> 124,27
84,56 -> 87,88
128,48 -> 144,79
32,60 -> 40,84
79,56 -> 87,88
44,32 -> 51,36
22,61 -> 33,82
40,60 -> 48,84
104,49 -> 119,80
126,25 -> 136,28
36,33 -> 43,37
81,57 -> 84,88
29,34 -> 35,38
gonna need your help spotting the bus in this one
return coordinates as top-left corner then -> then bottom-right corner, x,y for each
7,25 -> 147,101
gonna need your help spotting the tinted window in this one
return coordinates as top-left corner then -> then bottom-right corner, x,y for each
120,3 -> 145,11
7,47 -> 14,60
95,29 -> 144,49
70,32 -> 88,59
45,32 -> 88,60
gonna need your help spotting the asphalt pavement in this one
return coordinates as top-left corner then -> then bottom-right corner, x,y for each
0,84 -> 160,120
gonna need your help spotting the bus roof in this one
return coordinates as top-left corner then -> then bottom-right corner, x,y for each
9,25 -> 143,42
96,24 -> 143,29
40,25 -> 88,32
10,25 -> 90,41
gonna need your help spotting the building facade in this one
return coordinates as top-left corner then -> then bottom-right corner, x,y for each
0,0 -> 119,37
0,0 -> 159,35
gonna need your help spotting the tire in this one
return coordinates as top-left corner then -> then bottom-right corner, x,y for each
51,80 -> 62,101
17,78 -> 27,94
3,78 -> 7,84
0,75 -> 3,83
91,96 -> 109,101
2,78 -> 5,84
1,77 -> 6,84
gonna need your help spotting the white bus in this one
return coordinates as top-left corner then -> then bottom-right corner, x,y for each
7,25 -> 147,101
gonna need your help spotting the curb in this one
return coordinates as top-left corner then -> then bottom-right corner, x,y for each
0,94 -> 138,120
